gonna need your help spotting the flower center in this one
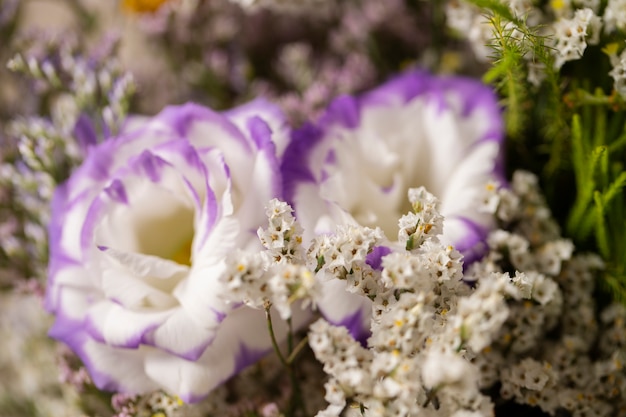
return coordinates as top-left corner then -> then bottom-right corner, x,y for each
318,123 -> 436,241
170,237 -> 193,266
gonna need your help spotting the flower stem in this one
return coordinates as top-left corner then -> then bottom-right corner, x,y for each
287,336 -> 309,365
287,317 -> 294,354
263,302 -> 307,415
264,301 -> 288,368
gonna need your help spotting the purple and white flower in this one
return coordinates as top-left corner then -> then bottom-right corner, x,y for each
45,100 -> 296,402
281,70 -> 505,331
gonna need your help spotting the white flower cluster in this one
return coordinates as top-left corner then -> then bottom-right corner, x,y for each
444,1 -> 626,88
304,172 -> 626,417
308,224 -> 383,296
1,40 -> 135,283
398,186 -> 444,251
221,199 -> 319,319
604,0 -> 626,33
0,293 -> 82,417
306,188 -> 493,416
468,172 -> 626,416
115,167 -> 626,417
551,8 -> 601,69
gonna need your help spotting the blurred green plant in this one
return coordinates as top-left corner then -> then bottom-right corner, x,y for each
464,0 -> 626,301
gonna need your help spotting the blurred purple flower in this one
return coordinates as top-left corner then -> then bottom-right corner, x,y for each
282,70 -> 505,329
45,99 -> 293,402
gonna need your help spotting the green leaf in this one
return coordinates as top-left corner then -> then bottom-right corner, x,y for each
594,191 -> 610,259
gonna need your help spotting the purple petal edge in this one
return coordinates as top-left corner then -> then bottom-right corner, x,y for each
453,216 -> 490,266
330,308 -> 369,346
366,246 -> 393,271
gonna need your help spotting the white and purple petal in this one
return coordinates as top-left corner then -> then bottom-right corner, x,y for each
282,70 -> 505,336
46,100 -> 288,402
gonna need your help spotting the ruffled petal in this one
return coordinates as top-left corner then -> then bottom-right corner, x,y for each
141,308 -> 218,361
315,276 -> 370,340
85,301 -> 172,348
224,98 -> 291,157
46,99 -> 289,400
144,305 -> 310,403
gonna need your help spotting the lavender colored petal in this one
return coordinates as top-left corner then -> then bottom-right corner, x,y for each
73,113 -> 99,152
365,245 -> 393,271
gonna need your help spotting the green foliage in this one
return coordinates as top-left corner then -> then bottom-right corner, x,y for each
482,14 -> 530,138
467,0 -> 567,158
465,1 -> 626,302
567,109 -> 626,301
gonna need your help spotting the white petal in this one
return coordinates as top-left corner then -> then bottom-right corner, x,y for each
144,305 -> 311,402
315,274 -> 370,331
86,301 -> 172,348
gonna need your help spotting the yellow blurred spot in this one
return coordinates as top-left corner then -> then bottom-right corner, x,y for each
550,0 -> 565,10
237,264 -> 245,272
486,183 -> 496,191
122,0 -> 171,13
439,51 -> 462,73
394,319 -> 404,327
171,237 -> 193,266
603,43 -> 620,57
152,413 -> 166,417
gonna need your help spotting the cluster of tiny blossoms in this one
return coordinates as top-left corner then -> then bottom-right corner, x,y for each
128,0 -> 429,123
444,1 -> 626,92
58,169 -> 626,417
308,189 -> 497,417
212,172 -> 625,417
0,36 -> 135,284
477,171 -> 626,416
221,199 -> 319,320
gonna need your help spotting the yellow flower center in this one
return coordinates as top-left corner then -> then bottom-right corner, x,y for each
122,0 -> 170,13
170,237 -> 193,266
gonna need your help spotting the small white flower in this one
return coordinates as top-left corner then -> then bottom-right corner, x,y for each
551,8 -> 601,69
421,349 -> 478,397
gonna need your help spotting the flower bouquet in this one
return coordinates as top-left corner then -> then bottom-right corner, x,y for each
1,1 -> 626,417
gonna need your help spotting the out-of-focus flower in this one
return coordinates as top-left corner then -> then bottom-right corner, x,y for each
283,70 -> 504,259
45,100 -> 295,402
122,0 -> 172,13
281,70 -> 504,329
228,0 -> 334,15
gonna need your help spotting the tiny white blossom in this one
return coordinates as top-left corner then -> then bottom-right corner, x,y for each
551,8 -> 601,69
258,198 -> 305,264
421,349 -> 479,399
399,187 -> 444,251
604,0 -> 626,33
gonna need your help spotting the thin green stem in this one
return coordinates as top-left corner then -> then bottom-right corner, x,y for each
287,336 -> 309,365
264,302 -> 306,416
287,317 -> 294,354
264,302 -> 288,368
